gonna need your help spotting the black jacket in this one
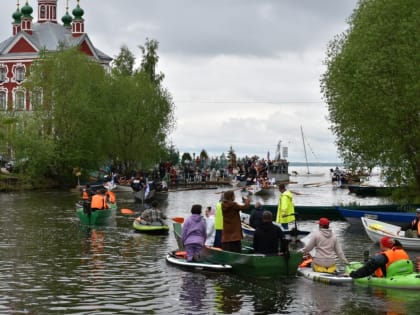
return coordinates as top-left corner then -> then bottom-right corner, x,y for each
253,222 -> 286,255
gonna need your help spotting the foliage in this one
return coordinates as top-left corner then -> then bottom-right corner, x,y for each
181,152 -> 192,165
227,146 -> 237,168
321,0 -> 420,199
112,45 -> 135,77
108,42 -> 175,175
1,37 -> 175,186
138,38 -> 164,85
16,48 -> 109,184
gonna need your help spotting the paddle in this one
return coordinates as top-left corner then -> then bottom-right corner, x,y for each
121,208 -> 136,215
172,217 -> 184,224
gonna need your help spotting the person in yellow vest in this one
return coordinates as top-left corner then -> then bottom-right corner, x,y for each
349,236 -> 409,278
275,183 -> 295,230
90,189 -> 109,210
213,198 -> 223,247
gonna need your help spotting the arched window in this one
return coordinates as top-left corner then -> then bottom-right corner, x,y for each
40,6 -> 46,19
0,66 -> 7,82
31,89 -> 43,110
0,90 -> 6,110
15,90 -> 25,110
16,66 -> 25,82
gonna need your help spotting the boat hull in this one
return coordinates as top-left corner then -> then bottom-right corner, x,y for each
338,207 -> 415,227
345,261 -> 420,289
173,221 -> 302,276
76,202 -> 116,225
133,220 -> 169,235
242,204 -> 420,221
201,246 -> 303,277
166,251 -> 232,271
361,217 -> 420,250
348,185 -> 394,197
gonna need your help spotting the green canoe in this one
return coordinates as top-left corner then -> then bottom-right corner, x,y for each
345,260 -> 420,290
76,201 -> 117,225
133,219 -> 169,235
172,221 -> 302,277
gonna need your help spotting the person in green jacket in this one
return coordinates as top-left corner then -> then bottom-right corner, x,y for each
275,183 -> 295,230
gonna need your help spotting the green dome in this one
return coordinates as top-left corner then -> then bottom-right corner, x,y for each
62,11 -> 73,26
72,4 -> 84,19
12,9 -> 22,23
21,2 -> 33,17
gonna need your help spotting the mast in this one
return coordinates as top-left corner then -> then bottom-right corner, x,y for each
301,126 -> 310,174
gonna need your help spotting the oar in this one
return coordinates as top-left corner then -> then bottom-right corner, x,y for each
172,217 -> 184,224
214,187 -> 244,194
290,190 -> 304,195
121,208 -> 136,215
368,224 -> 397,236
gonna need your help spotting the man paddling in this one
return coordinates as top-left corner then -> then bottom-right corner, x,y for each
349,236 -> 409,278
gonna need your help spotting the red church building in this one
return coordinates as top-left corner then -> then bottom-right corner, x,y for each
0,0 -> 112,111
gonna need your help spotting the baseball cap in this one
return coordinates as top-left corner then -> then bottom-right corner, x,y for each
318,217 -> 329,226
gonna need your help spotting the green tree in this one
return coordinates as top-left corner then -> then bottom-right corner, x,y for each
112,45 -> 135,76
138,38 -> 164,85
108,43 -> 175,175
181,152 -> 192,165
321,0 -> 420,200
24,48 -> 109,184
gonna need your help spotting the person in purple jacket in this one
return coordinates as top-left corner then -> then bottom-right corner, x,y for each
182,204 -> 207,262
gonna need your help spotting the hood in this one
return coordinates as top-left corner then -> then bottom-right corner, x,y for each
190,214 -> 203,223
320,228 -> 333,238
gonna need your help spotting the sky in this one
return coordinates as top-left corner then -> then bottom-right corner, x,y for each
0,0 -> 359,163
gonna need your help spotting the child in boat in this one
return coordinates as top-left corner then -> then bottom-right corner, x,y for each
182,204 -> 206,262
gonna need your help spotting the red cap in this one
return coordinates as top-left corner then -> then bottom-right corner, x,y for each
318,217 -> 329,226
380,236 -> 394,248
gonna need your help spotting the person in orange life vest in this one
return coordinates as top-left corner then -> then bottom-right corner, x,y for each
105,191 -> 116,204
399,208 -> 420,238
90,189 -> 109,210
349,236 -> 409,278
81,184 -> 91,200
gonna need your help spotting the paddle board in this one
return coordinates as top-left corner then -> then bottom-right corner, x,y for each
166,251 -> 232,272
298,267 -> 353,285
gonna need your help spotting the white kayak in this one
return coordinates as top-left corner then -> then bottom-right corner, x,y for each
297,267 -> 353,285
166,251 -> 232,272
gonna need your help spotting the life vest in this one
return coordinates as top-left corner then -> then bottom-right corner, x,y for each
276,190 -> 295,224
214,201 -> 223,230
105,191 -> 116,203
82,189 -> 90,200
374,247 -> 410,277
91,194 -> 109,210
411,218 -> 420,237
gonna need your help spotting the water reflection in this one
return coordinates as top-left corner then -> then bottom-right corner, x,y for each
179,272 -> 207,313
81,227 -> 106,270
213,277 -> 243,314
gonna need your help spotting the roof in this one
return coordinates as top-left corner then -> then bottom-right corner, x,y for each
0,22 -> 112,63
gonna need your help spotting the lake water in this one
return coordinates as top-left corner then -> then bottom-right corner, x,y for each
0,166 -> 419,314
